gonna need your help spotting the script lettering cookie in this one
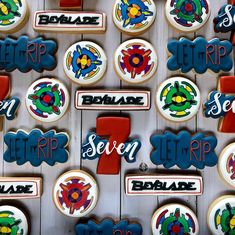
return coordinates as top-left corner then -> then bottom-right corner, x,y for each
152,203 -> 199,235
156,77 -> 200,122
113,0 -> 156,35
53,170 -> 98,218
0,205 -> 28,235
0,0 -> 28,33
64,41 -> 107,86
114,39 -> 157,84
207,195 -> 235,234
25,78 -> 69,122
165,0 -> 210,32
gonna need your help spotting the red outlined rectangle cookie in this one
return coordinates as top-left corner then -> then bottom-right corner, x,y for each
75,90 -> 151,110
125,175 -> 203,196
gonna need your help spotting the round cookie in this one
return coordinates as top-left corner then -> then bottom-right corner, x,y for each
165,0 -> 210,33
63,41 -> 107,86
152,203 -> 199,235
0,205 -> 28,235
25,78 -> 69,123
156,77 -> 200,122
0,0 -> 29,33
114,39 -> 157,84
113,0 -> 156,35
207,195 -> 235,234
218,143 -> 235,189
53,170 -> 99,218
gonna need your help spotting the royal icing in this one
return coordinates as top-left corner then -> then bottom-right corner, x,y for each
214,2 -> 235,45
125,175 -> 203,196
204,76 -> 235,133
0,0 -> 28,33
0,36 -> 57,73
82,116 -> 141,175
0,177 -> 42,199
33,11 -> 106,33
75,90 -> 151,110
156,77 -> 200,122
218,143 -> 235,189
150,131 -> 218,169
165,0 -> 210,32
64,41 -> 107,86
114,39 -> 157,84
152,204 -> 199,235
167,37 -> 233,74
25,78 -> 69,123
53,170 -> 98,218
113,0 -> 156,35
0,75 -> 20,121
75,219 -> 142,235
59,0 -> 82,9
4,129 -> 69,167
0,205 -> 28,235
207,195 -> 235,234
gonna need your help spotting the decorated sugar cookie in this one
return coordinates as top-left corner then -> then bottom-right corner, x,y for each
114,39 -> 157,84
152,203 -> 199,235
165,0 -> 210,32
0,0 -> 29,33
75,219 -> 142,235
113,0 -> 156,35
218,143 -> 235,189
0,205 -> 28,235
204,76 -> 235,133
4,129 -> 69,167
167,37 -> 233,74
25,78 -> 69,122
53,170 -> 98,218
59,0 -> 82,9
207,195 -> 235,234
64,41 -> 107,86
156,77 -> 200,122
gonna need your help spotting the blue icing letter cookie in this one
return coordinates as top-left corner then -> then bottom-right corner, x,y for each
167,37 -> 233,74
0,36 -> 57,73
150,131 -> 218,169
4,129 -> 69,166
75,219 -> 142,235
0,97 -> 20,120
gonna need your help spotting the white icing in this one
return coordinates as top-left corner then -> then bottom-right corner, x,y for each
208,196 -> 235,234
0,177 -> 41,199
0,205 -> 28,235
0,0 -> 28,32
156,77 -> 201,122
53,170 -> 98,218
114,39 -> 158,84
218,4 -> 235,28
33,11 -> 106,33
152,204 -> 199,235
165,0 -> 210,32
218,143 -> 235,189
63,41 -> 107,86
75,90 -> 151,110
113,0 -> 156,34
125,175 -> 203,196
25,78 -> 69,123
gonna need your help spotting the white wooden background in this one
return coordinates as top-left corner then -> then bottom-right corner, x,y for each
0,0 -> 234,234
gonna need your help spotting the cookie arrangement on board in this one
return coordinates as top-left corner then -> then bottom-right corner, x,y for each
0,0 -> 234,234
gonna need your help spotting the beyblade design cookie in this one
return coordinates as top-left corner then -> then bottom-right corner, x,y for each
26,78 -> 69,123
114,39 -> 157,84
156,77 -> 200,122
165,0 -> 210,32
64,41 -> 107,86
113,0 -> 156,35
53,170 -> 98,218
152,203 -> 199,235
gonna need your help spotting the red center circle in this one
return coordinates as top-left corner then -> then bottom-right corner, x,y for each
185,3 -> 193,12
172,225 -> 181,233
43,94 -> 51,103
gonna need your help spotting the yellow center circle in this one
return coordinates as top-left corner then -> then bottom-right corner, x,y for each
132,57 -> 140,64
230,216 -> 235,227
175,96 -> 183,103
71,192 -> 79,200
130,7 -> 138,16
81,58 -> 88,66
